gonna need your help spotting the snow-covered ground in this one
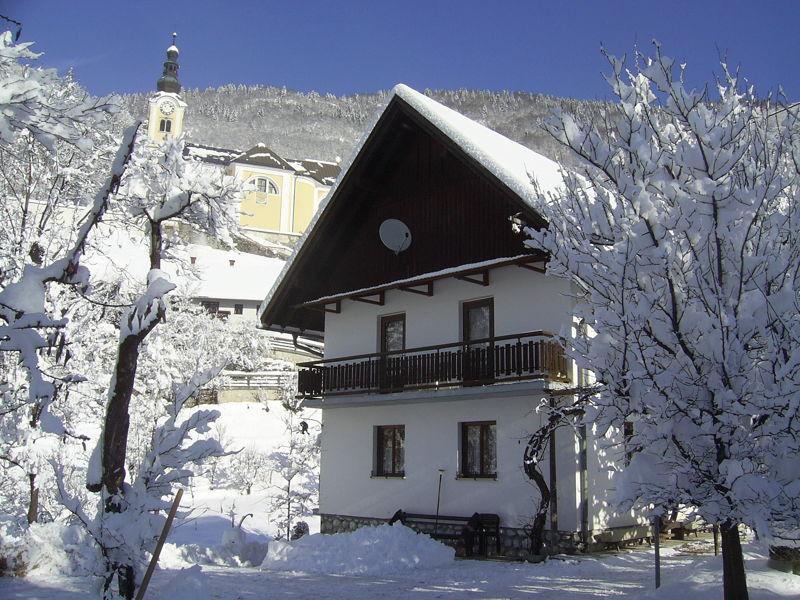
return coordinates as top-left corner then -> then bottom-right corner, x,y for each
2,539 -> 798,599
4,404 -> 797,599
173,401 -> 320,548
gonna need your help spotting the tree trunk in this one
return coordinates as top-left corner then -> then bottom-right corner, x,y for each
26,473 -> 38,524
721,521 -> 749,600
149,220 -> 162,270
95,220 -> 165,600
526,466 -> 550,555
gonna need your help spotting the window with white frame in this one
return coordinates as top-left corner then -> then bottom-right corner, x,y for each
252,177 -> 279,203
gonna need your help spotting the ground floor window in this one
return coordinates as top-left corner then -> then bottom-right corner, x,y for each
375,425 -> 405,476
201,300 -> 219,314
461,421 -> 497,477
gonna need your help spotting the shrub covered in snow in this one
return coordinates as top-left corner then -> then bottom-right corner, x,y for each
261,523 -> 454,576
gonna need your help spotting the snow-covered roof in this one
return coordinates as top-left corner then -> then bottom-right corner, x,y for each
187,245 -> 286,302
259,84 -> 565,325
394,85 -> 564,201
85,229 -> 285,304
184,143 -> 242,166
286,158 -> 341,186
231,143 -> 295,172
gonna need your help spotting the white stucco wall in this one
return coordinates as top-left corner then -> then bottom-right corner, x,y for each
319,392 -> 579,530
587,425 -> 647,530
198,298 -> 260,322
323,264 -> 574,360
317,264 -> 641,534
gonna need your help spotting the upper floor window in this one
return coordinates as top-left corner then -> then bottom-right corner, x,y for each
462,298 -> 494,344
462,298 -> 494,382
380,313 -> 405,354
460,421 -> 496,478
159,119 -> 172,133
375,425 -> 405,477
623,421 -> 635,466
253,177 -> 279,197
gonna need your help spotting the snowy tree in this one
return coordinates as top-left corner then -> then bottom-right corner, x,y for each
521,45 -> 800,599
0,29 -> 121,530
268,395 -> 319,541
83,133 -> 244,598
229,445 -> 270,496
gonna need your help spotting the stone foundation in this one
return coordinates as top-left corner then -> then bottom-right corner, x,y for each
319,513 -> 641,558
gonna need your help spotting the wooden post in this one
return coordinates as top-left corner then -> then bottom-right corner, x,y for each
654,517 -> 662,589
135,488 -> 183,600
713,523 -> 720,556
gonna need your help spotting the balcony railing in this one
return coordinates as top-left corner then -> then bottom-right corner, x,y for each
297,331 -> 569,398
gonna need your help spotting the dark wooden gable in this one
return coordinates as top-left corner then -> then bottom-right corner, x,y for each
262,96 -> 545,335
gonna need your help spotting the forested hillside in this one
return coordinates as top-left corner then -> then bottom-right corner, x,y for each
121,86 -> 607,166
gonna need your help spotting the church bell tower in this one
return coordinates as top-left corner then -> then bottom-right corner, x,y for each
147,33 -> 187,142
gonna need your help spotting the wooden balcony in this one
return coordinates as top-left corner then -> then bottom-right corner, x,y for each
297,331 -> 569,399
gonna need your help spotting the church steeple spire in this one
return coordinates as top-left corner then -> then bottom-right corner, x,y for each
156,32 -> 181,94
148,33 -> 187,141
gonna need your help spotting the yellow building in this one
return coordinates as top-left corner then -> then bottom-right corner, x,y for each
147,36 -> 339,248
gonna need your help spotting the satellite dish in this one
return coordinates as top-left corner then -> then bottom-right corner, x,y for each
379,219 -> 412,255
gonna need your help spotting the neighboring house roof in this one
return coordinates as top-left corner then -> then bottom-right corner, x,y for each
258,84 -> 566,337
286,158 -> 341,186
231,143 -> 297,172
184,142 -> 242,166
187,244 -> 286,302
184,143 -> 341,186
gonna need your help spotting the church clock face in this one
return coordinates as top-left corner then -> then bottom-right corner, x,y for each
160,100 -> 176,115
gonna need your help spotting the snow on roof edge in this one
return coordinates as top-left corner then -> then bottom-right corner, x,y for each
258,84 -> 566,325
393,84 -> 564,203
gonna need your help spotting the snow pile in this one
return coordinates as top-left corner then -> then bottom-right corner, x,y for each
156,565 -> 209,600
160,525 -> 269,568
1,521 -> 101,578
261,523 -> 454,576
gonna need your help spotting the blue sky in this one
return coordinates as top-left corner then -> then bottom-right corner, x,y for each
5,1 -> 799,100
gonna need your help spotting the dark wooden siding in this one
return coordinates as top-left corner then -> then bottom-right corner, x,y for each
264,99 -> 542,333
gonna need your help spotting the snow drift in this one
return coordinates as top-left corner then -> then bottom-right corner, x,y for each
260,523 -> 454,576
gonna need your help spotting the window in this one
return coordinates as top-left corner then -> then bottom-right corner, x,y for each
159,119 -> 172,133
254,177 -> 279,199
623,421 -> 634,465
379,314 -> 405,391
380,313 -> 405,353
462,298 -> 494,381
201,300 -> 219,314
234,303 -> 244,315
375,425 -> 405,477
462,298 -> 494,343
460,421 -> 496,478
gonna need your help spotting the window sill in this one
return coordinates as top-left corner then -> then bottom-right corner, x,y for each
455,474 -> 497,481
370,473 -> 406,479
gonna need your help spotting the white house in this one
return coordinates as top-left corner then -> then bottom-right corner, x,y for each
259,84 -> 647,556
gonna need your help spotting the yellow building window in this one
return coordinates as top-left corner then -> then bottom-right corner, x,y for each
159,119 -> 172,133
252,177 -> 279,204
